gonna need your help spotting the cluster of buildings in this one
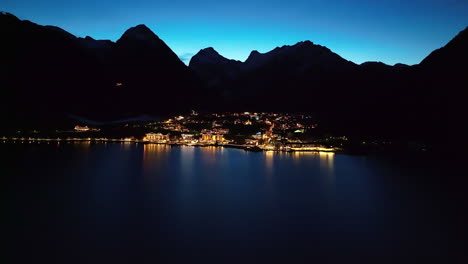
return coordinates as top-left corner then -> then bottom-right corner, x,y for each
74,125 -> 100,132
6,111 -> 345,153
143,131 -> 228,145
139,111 -> 343,151
65,112 -> 344,151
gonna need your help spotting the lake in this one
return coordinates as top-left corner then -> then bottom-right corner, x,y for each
2,142 -> 465,262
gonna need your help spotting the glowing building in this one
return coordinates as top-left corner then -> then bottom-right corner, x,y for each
144,132 -> 170,143
200,133 -> 226,143
181,134 -> 195,141
74,125 -> 90,132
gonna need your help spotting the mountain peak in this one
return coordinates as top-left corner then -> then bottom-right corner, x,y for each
296,40 -> 314,46
244,50 -> 272,69
120,24 -> 159,41
199,47 -> 220,56
189,47 -> 241,67
361,61 -> 388,66
292,40 -> 333,53
0,11 -> 18,19
246,50 -> 261,60
133,24 -> 151,30
394,63 -> 409,68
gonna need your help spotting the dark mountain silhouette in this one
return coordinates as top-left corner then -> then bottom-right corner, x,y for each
190,41 -> 357,87
0,12 -> 200,130
190,40 -> 360,112
190,31 -> 466,146
0,12 -> 111,129
1,11 -> 466,150
78,36 -> 114,61
189,47 -> 242,87
111,24 -> 199,114
244,41 -> 356,70
416,26 -> 468,145
420,26 -> 468,70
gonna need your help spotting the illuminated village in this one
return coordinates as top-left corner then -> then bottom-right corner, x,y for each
2,111 -> 348,152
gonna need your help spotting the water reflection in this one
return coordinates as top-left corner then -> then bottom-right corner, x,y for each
1,143 -> 458,258
180,146 -> 195,179
143,144 -> 170,158
143,144 -> 170,175
264,151 -> 274,175
318,152 -> 335,173
120,141 -> 132,151
291,150 -> 322,163
292,151 -> 335,181
200,146 -> 221,166
75,141 -> 91,148
318,152 -> 336,199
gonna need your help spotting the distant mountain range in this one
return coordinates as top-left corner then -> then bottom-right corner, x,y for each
0,12 -> 199,128
1,11 -> 467,145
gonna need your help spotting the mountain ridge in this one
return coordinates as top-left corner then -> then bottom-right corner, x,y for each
1,11 -> 466,148
0,11 -> 200,126
420,26 -> 468,69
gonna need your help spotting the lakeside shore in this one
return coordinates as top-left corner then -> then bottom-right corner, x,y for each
1,136 -> 339,153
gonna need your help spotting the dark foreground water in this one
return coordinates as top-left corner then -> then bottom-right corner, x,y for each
1,142 -> 466,262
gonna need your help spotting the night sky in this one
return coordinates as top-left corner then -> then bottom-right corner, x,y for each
3,0 -> 467,65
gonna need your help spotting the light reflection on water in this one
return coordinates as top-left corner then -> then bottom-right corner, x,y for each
319,151 -> 335,176
143,144 -> 170,175
292,151 -> 335,173
1,142 -> 460,260
264,151 -> 274,175
179,146 -> 195,179
199,146 -> 223,167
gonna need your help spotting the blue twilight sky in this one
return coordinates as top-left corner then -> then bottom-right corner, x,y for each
3,0 -> 467,65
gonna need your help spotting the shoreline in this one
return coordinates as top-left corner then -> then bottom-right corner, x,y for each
1,137 -> 449,157
1,137 -> 340,153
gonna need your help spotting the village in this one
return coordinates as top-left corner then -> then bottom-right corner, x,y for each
2,111 -> 347,152
71,111 -> 345,152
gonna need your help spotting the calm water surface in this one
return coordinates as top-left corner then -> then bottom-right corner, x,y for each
1,142 -> 466,262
